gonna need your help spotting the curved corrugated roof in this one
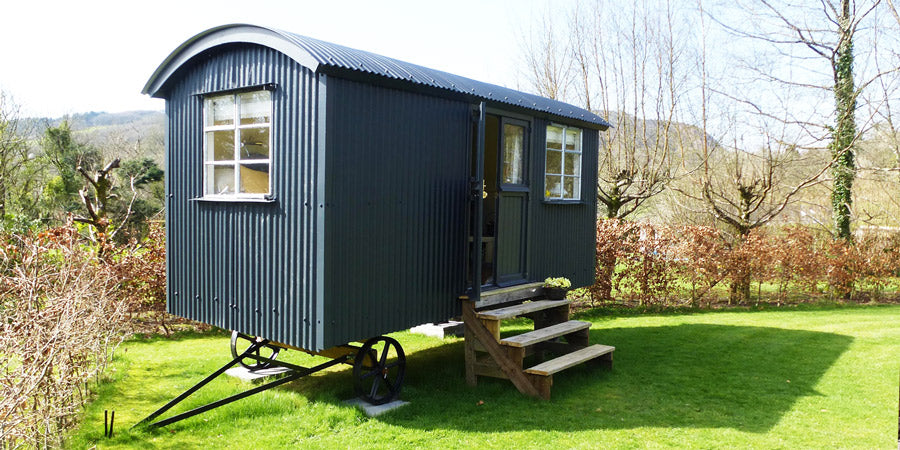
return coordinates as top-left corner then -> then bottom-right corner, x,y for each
144,24 -> 609,128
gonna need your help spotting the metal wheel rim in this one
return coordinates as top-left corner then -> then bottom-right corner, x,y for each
230,331 -> 280,371
353,336 -> 406,405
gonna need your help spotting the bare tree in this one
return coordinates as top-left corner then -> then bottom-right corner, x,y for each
669,0 -> 836,302
710,0 -> 900,239
0,92 -> 30,219
522,0 -> 693,220
519,11 -> 572,101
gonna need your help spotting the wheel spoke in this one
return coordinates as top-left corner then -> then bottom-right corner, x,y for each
360,368 -> 381,380
379,346 -> 390,366
369,377 -> 382,398
382,377 -> 395,393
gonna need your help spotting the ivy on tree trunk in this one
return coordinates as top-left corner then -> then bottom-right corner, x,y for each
830,0 -> 857,241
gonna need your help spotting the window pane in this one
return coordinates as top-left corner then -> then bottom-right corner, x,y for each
564,152 -> 581,176
563,176 -> 576,199
208,130 -> 234,161
502,124 -> 525,184
207,165 -> 235,195
239,127 -> 269,160
240,91 -> 271,125
546,125 -> 563,150
545,175 -> 561,199
565,129 -> 580,151
206,95 -> 234,126
546,150 -> 562,174
240,163 -> 269,194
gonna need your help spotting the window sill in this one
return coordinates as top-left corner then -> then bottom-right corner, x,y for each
191,195 -> 276,204
543,199 -> 585,205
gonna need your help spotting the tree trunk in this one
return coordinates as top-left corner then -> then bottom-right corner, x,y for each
729,278 -> 751,304
831,0 -> 857,241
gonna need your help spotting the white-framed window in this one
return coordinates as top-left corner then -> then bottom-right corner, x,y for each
544,124 -> 582,200
203,90 -> 272,197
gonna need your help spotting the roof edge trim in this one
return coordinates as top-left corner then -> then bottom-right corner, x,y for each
142,24 -> 319,97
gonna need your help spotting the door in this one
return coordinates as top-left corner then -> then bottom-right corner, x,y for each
469,113 -> 530,290
495,118 -> 529,285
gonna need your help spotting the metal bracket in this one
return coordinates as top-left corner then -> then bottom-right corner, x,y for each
133,340 -> 349,429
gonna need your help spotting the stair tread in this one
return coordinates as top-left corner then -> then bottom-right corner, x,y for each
480,282 -> 544,298
500,320 -> 591,348
476,300 -> 570,320
524,344 -> 615,376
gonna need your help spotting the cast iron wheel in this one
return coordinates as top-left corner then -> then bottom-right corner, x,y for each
230,331 -> 281,371
353,336 -> 406,405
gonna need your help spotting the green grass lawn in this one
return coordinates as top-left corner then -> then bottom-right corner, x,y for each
68,305 -> 900,449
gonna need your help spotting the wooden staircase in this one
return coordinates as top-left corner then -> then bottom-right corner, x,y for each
461,283 -> 615,400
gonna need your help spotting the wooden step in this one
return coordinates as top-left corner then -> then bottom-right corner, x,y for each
477,282 -> 544,308
476,300 -> 570,321
500,320 -> 591,348
524,344 -> 615,376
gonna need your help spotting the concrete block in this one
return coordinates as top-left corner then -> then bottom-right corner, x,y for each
343,397 -> 410,417
225,366 -> 293,383
409,321 -> 464,338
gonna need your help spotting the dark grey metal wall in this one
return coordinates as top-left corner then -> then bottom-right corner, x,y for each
322,77 -> 470,347
527,119 -> 599,288
163,44 -> 326,350
158,39 -> 601,352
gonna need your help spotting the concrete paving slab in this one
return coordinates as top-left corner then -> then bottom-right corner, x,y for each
409,321 -> 464,338
343,398 -> 410,417
225,366 -> 293,383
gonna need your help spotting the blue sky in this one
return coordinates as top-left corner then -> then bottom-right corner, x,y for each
0,0 -> 557,117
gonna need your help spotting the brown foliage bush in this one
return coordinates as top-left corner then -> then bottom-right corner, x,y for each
0,227 -> 128,448
592,220 -> 900,306
612,221 -> 677,305
672,226 -> 727,306
109,222 -> 171,334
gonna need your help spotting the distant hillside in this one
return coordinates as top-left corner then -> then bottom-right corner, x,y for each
24,110 -> 165,164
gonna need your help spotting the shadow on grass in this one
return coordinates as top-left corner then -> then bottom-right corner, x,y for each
368,323 -> 853,433
130,323 -> 852,435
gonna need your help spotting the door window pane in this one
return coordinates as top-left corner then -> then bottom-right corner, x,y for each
502,124 -> 525,185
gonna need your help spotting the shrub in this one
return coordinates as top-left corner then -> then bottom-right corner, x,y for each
0,227 -> 127,448
591,221 -> 900,306
613,221 -> 677,306
673,226 -> 728,306
108,222 -> 171,334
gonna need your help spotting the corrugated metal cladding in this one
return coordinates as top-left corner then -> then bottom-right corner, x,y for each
527,119 -> 600,288
142,24 -> 609,129
164,44 -> 325,351
322,77 -> 470,348
277,30 -> 610,127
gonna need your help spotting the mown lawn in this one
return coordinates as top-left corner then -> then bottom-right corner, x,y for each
68,304 -> 900,449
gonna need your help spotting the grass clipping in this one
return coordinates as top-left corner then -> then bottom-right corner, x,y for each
0,229 -> 128,449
